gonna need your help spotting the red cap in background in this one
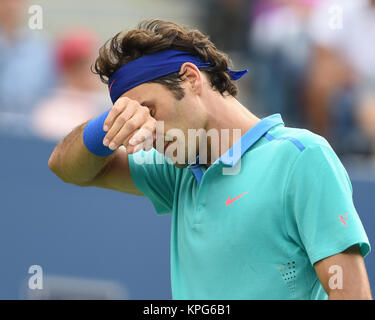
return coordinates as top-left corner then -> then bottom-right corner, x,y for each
56,29 -> 98,71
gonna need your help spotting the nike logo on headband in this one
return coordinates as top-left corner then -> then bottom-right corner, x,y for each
109,79 -> 116,94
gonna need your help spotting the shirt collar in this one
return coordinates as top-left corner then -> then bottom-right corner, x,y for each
189,113 -> 284,168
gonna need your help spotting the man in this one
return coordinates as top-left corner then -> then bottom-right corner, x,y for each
48,19 -> 372,299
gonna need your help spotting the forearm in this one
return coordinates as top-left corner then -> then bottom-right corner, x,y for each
328,289 -> 372,300
48,122 -> 115,185
315,245 -> 373,301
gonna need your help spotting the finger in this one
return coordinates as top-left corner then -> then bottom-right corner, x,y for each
121,110 -> 155,148
129,130 -> 154,152
126,134 -> 153,154
143,136 -> 154,151
133,142 -> 145,153
128,118 -> 156,146
126,129 -> 155,154
142,124 -> 156,151
107,106 -> 150,150
120,129 -> 141,154
126,141 -> 144,154
103,97 -> 129,131
103,100 -> 138,147
125,144 -> 135,154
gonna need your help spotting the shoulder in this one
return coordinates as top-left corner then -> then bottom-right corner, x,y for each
268,125 -> 331,151
266,125 -> 345,173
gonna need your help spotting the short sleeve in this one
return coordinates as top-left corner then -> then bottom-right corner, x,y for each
128,148 -> 178,215
284,145 -> 371,265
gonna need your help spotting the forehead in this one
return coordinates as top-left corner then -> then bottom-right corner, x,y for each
120,82 -> 171,102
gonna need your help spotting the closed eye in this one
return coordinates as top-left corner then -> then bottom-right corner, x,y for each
140,100 -> 156,117
150,108 -> 156,117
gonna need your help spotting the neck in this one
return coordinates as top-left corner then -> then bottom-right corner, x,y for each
203,93 -> 261,167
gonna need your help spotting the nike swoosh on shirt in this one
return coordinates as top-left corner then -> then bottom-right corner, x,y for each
226,192 -> 248,206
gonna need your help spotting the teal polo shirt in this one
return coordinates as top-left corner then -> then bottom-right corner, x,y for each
128,113 -> 371,299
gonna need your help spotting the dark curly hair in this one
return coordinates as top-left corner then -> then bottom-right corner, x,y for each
93,19 -> 239,100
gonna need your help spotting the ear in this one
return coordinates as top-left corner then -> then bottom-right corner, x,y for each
179,62 -> 203,95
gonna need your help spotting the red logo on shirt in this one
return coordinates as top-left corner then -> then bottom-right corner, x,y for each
338,213 -> 349,226
226,192 -> 248,206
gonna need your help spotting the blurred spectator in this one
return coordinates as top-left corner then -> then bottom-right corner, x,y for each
249,0 -> 317,127
0,0 -> 55,135
199,0 -> 252,54
198,1 -> 256,115
306,0 -> 375,155
32,29 -> 109,141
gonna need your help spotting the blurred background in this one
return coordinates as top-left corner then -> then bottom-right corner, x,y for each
0,0 -> 374,299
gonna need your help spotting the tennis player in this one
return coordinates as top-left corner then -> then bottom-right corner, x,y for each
48,19 -> 372,299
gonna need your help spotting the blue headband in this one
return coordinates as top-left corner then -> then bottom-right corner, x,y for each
108,50 -> 248,104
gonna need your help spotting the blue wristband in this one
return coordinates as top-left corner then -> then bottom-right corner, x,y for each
83,109 -> 115,157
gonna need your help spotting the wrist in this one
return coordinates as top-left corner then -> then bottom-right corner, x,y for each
83,109 -> 115,157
